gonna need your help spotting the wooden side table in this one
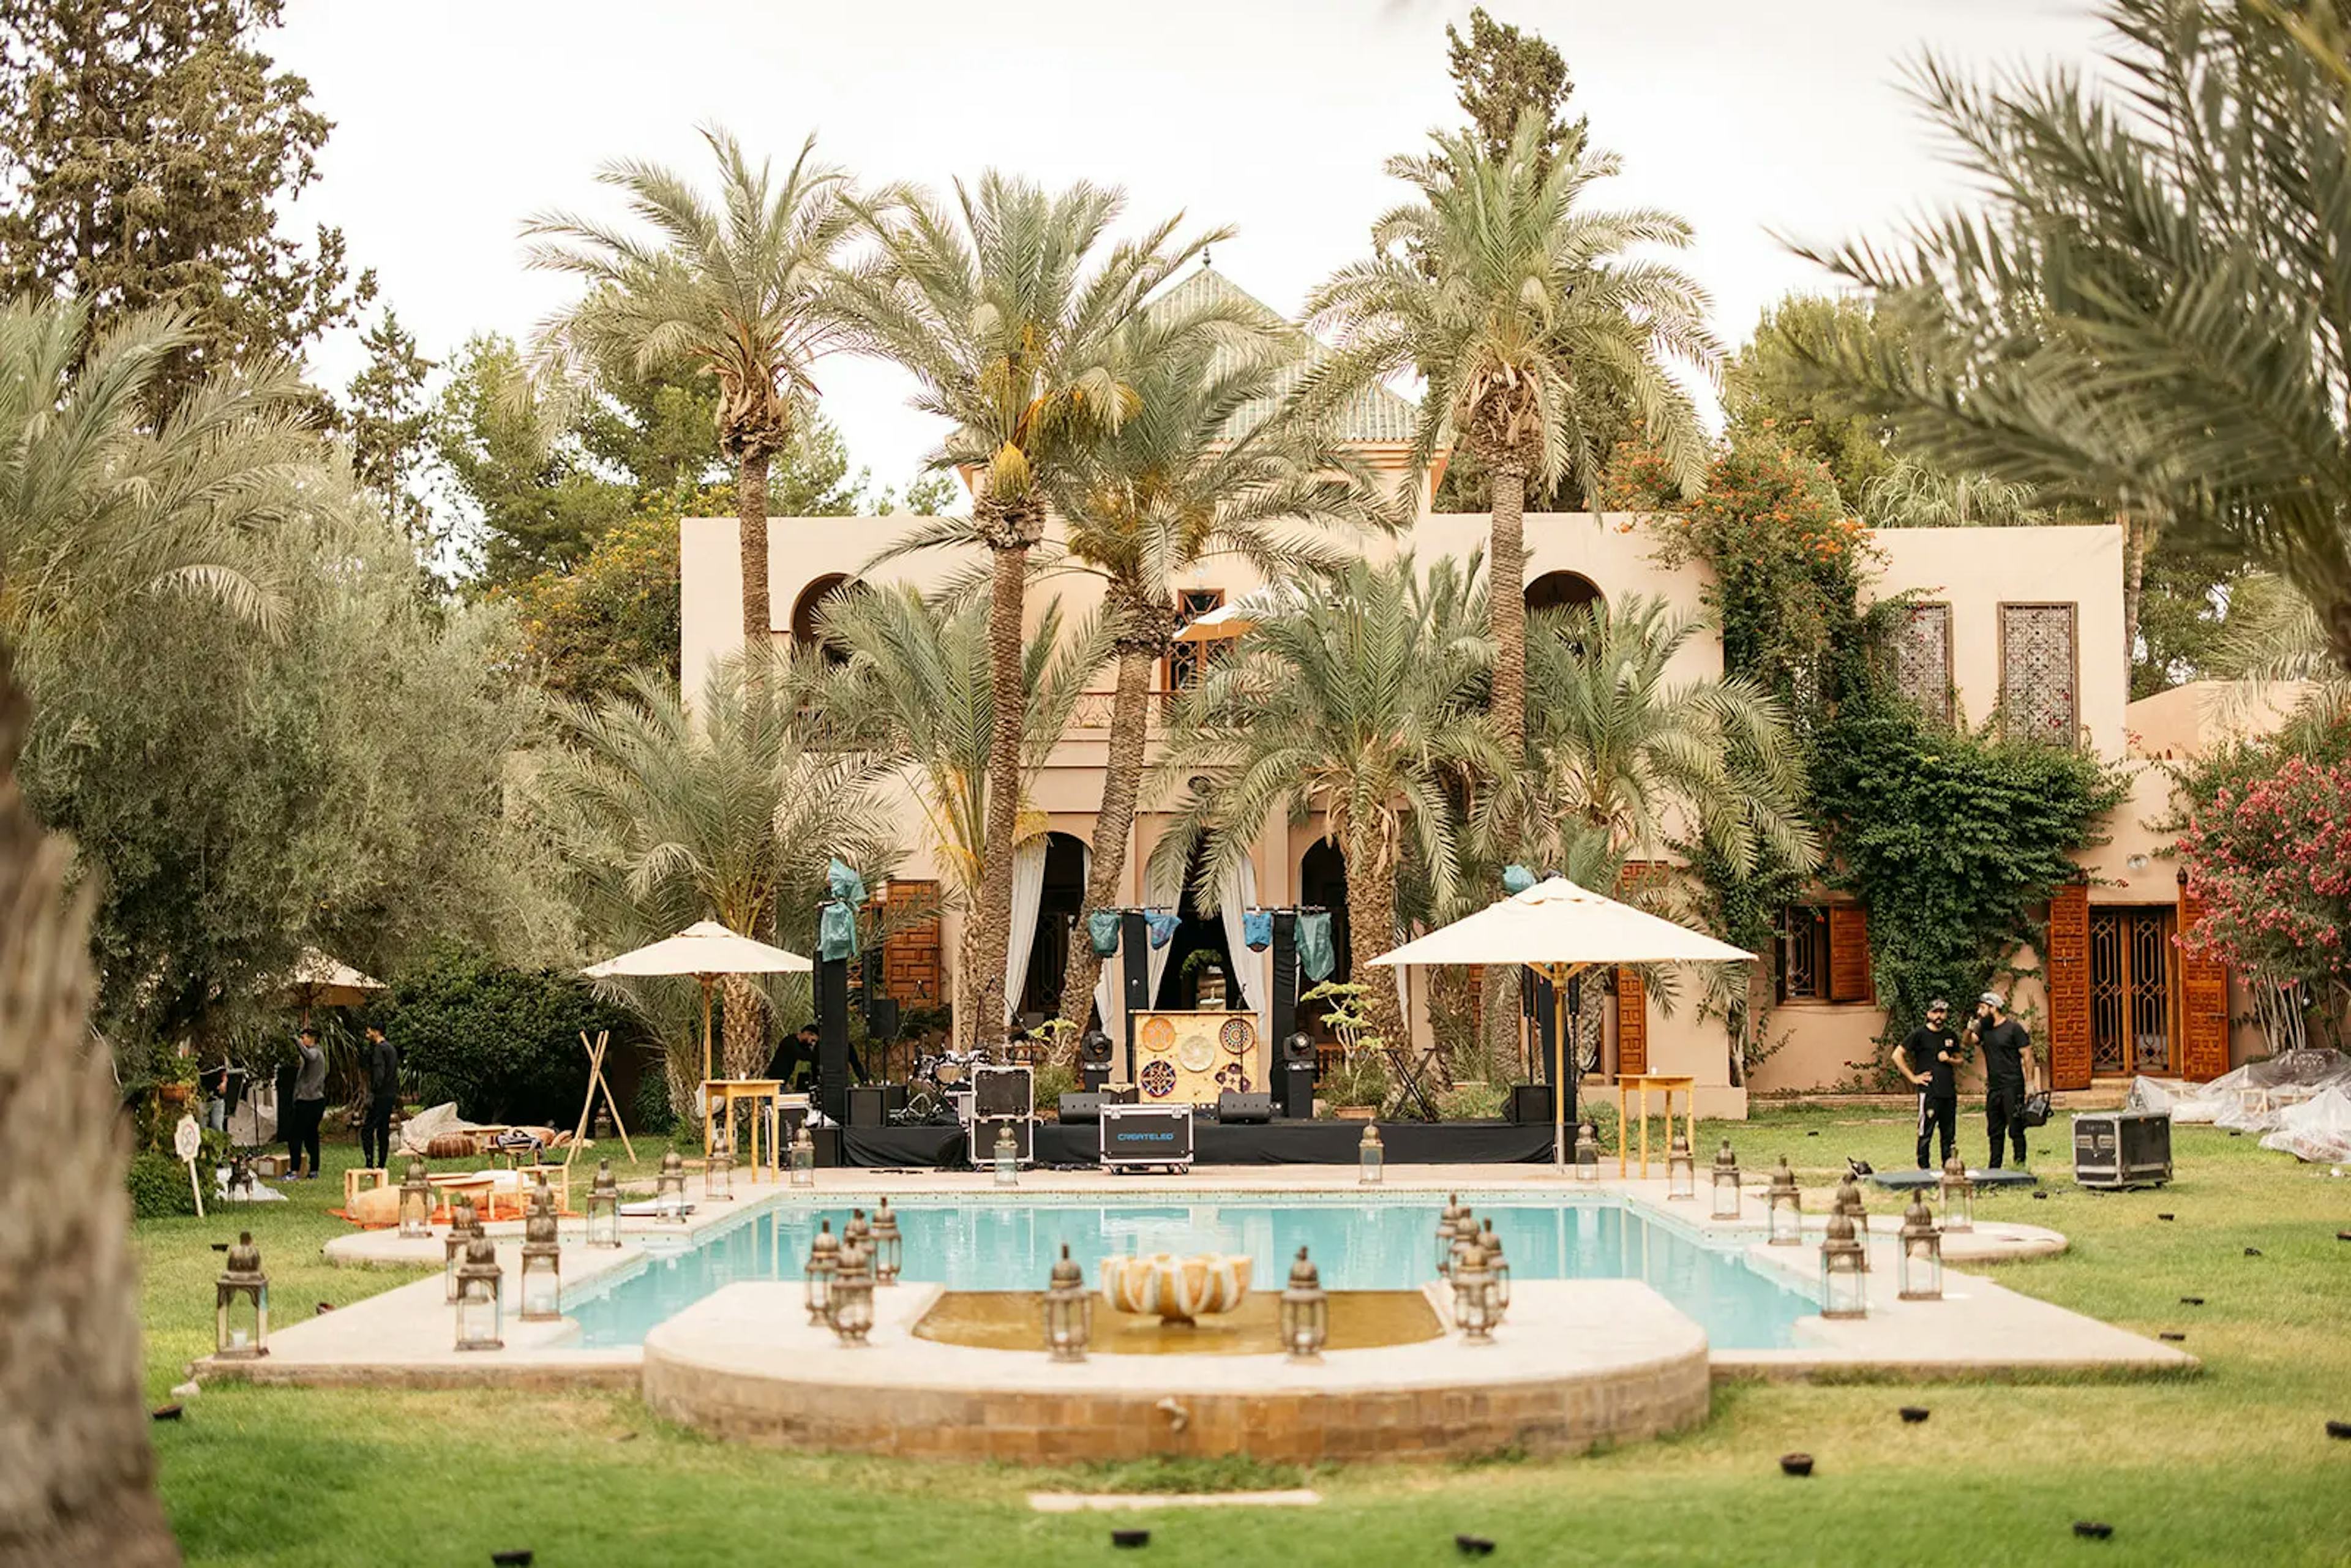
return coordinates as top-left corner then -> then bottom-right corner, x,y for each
342,1166 -> 388,1210
702,1079 -> 786,1180
1616,1073 -> 1697,1177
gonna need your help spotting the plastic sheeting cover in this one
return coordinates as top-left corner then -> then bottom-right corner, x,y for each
2259,1087 -> 2351,1165
2128,1049 -> 2351,1151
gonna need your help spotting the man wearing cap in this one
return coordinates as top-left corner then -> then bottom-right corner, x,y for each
1967,992 -> 2039,1169
1893,1000 -> 1963,1170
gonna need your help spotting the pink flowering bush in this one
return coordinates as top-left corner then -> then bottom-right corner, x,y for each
2177,755 -> 2351,989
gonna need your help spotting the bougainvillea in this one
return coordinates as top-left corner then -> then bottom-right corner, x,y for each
2178,754 -> 2351,998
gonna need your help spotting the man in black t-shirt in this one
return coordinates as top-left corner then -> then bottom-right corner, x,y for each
1893,999 -> 1963,1169
1968,991 -> 2039,1169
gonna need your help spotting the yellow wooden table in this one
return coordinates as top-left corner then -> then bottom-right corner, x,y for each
1616,1073 -> 1697,1177
703,1078 -> 786,1179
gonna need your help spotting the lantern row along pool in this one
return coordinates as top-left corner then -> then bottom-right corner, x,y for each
562,1195 -> 1821,1350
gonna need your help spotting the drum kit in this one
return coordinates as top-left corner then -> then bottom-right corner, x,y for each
895,1045 -> 988,1124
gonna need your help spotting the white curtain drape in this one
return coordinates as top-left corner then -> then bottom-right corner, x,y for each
1215,855 -> 1266,1046
1002,836 -> 1049,1023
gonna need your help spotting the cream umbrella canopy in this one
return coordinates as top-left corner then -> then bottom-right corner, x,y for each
279,948 -> 385,1026
582,921 -> 814,1084
1372,877 -> 1752,1170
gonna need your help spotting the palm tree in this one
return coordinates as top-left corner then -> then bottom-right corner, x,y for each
0,298 -> 340,1563
806,583 -> 1105,1044
1516,596 -> 1820,1083
525,126 -> 862,646
1796,0 -> 2351,673
1037,303 -> 1398,1027
830,174 -> 1231,1048
1149,557 -> 1504,1068
1304,109 -> 1719,756
533,652 -> 901,1109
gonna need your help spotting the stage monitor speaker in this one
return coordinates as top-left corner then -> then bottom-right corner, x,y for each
1100,1103 -> 1193,1169
1280,1030 -> 1316,1066
810,1125 -> 841,1168
1508,1084 -> 1555,1126
1057,1092 -> 1106,1125
973,1063 -> 1033,1118
1216,1091 -> 1273,1125
846,1086 -> 890,1128
1280,1062 -> 1315,1120
968,1114 -> 1035,1167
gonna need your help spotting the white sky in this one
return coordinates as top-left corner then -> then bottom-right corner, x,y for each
275,0 -> 2108,490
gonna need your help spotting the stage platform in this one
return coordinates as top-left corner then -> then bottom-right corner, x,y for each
842,1119 -> 1557,1169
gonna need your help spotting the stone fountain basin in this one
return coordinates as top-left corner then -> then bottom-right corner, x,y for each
915,1289 -> 1442,1355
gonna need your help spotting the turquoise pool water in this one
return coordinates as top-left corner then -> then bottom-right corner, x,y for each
566,1195 -> 1819,1350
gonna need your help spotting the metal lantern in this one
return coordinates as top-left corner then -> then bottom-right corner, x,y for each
1450,1240 -> 1498,1342
992,1122 -> 1019,1187
1043,1242 -> 1092,1362
1358,1123 -> 1384,1186
1897,1193 -> 1943,1302
843,1207 -> 871,1279
655,1149 -> 688,1223
1667,1132 -> 1697,1200
454,1232 -> 504,1351
443,1198 -> 479,1302
1280,1246 -> 1329,1361
1938,1152 -> 1975,1234
585,1161 -> 621,1249
518,1184 -> 561,1322
828,1239 -> 876,1345
1833,1174 -> 1871,1262
1449,1210 -> 1480,1281
1818,1207 -> 1869,1319
789,1122 -> 816,1187
803,1220 -> 839,1325
1573,1121 -> 1601,1181
1711,1139 -> 1742,1221
1766,1157 -> 1803,1245
214,1231 -> 269,1359
870,1196 -> 902,1286
1434,1193 -> 1467,1275
397,1157 -> 433,1239
706,1138 -> 733,1202
1474,1220 -> 1512,1322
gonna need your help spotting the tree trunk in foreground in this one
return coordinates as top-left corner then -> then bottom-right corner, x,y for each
1343,841 -> 1411,1107
719,973 -> 768,1082
0,653 -> 180,1566
1487,459 -> 1529,758
737,450 -> 772,648
969,532 -> 1033,1050
1056,643 -> 1154,1030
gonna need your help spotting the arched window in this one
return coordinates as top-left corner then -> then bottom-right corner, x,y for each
788,574 -> 858,664
1525,570 -> 1605,617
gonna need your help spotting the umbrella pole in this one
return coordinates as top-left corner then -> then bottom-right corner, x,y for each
700,977 -> 714,1085
1551,965 -> 1567,1174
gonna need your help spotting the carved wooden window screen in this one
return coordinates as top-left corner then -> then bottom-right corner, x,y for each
1895,603 -> 1954,724
1999,602 -> 2079,746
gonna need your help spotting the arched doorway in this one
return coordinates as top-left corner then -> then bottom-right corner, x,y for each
1297,839 -> 1352,1040
1152,841 -> 1245,1011
1526,570 -> 1604,617
789,574 -> 858,663
1014,832 -> 1090,1023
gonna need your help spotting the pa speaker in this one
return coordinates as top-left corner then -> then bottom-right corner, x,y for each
1280,1062 -> 1316,1120
973,1063 -> 1033,1117
1280,1030 -> 1316,1066
1217,1091 -> 1273,1125
1079,1063 -> 1111,1093
846,1086 -> 890,1128
866,995 -> 900,1041
1508,1083 -> 1555,1126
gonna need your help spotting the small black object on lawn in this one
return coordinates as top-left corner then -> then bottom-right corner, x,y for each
2229,1129 -> 2242,1137
150,1404 -> 182,1422
2245,1247 -> 2263,1257
2157,1213 -> 2174,1221
1111,1528 -> 1151,1549
210,1241 -> 230,1252
1780,1453 -> 1814,1477
2336,1231 -> 2350,1242
490,1553 -> 534,1567
2181,1296 -> 2204,1306
1455,1536 -> 1497,1557
315,1302 -> 334,1315
1899,1406 -> 1930,1424
1805,1130 -> 1819,1138
2325,1420 -> 2351,1441
2159,1331 -> 2186,1342
2073,1521 -> 2114,1540
2034,1191 -> 2049,1200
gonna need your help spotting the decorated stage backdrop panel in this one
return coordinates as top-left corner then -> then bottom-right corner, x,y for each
1133,1010 -> 1260,1103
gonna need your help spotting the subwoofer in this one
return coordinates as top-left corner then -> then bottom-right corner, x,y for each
1508,1084 -> 1554,1126
1216,1091 -> 1273,1125
1280,1062 -> 1316,1121
846,1086 -> 890,1128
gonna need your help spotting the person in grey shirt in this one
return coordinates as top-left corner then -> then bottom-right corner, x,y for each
285,1026 -> 328,1179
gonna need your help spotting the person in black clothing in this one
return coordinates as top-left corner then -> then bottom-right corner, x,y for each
768,1021 -> 868,1094
1968,991 -> 2039,1169
359,1023 -> 401,1169
1894,998 -> 1963,1169
284,1026 -> 328,1179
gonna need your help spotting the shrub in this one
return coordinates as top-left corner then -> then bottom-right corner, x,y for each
634,1063 -> 675,1137
126,1152 -> 198,1218
382,944 -> 604,1125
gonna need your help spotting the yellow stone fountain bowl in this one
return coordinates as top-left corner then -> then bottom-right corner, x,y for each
1099,1252 -> 1253,1324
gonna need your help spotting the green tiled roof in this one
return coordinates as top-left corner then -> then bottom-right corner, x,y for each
1149,266 -> 1422,446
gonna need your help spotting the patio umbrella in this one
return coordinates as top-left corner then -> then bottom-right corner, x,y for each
1372,877 -> 1752,1169
279,948 -> 385,1026
1171,582 -> 1310,643
582,921 -> 812,1084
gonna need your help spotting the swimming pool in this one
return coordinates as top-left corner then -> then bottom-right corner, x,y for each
565,1194 -> 1820,1350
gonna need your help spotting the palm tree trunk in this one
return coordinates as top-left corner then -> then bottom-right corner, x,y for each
719,973 -> 768,1081
2121,510 -> 2150,684
1056,643 -> 1153,1029
1488,459 -> 1529,757
970,530 -> 1032,1050
0,655 -> 179,1567
737,450 -> 772,647
1343,841 -> 1409,1088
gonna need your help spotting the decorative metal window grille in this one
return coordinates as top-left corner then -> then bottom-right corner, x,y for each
1776,907 -> 1829,1002
1167,588 -> 1226,691
2000,603 -> 2079,745
1894,604 -> 1953,724
2089,907 -> 2175,1075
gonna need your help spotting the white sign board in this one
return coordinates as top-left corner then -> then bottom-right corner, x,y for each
173,1114 -> 204,1217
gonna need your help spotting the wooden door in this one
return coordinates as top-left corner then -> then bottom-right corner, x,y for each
2087,906 -> 2175,1077
2046,883 -> 2092,1089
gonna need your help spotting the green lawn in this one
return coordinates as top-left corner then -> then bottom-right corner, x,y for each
141,1109 -> 2351,1567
